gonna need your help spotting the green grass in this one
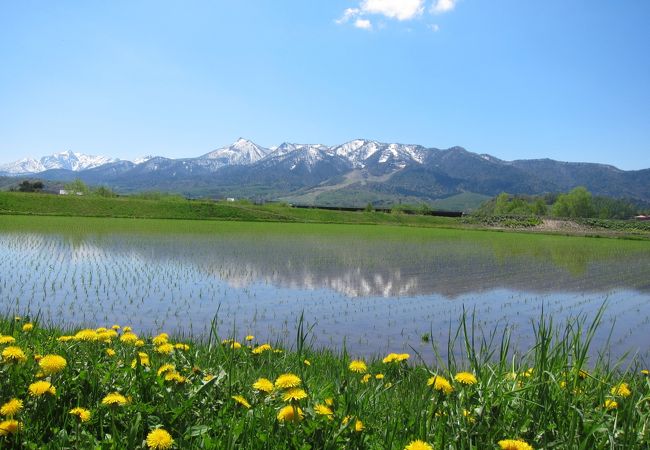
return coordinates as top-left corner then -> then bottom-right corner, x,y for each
1,308 -> 648,449
0,191 -> 459,228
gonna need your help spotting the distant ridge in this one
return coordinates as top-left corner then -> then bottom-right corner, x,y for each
2,139 -> 648,207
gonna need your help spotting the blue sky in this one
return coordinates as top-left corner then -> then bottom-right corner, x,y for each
1,0 -> 649,169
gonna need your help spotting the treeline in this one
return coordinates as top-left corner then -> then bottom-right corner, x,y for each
477,187 -> 645,219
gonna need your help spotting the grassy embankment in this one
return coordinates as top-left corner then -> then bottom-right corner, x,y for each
0,192 -> 458,228
2,191 -> 650,239
0,310 -> 648,449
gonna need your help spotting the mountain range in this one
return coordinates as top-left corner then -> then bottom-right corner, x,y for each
2,139 -> 649,209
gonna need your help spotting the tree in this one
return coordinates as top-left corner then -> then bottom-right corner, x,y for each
93,186 -> 117,198
551,187 -> 594,218
532,198 -> 547,216
64,179 -> 90,195
17,180 -> 44,192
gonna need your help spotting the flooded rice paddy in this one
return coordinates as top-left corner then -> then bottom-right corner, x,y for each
1,217 -> 649,362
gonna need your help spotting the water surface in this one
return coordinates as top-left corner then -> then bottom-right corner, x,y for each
1,218 -> 649,363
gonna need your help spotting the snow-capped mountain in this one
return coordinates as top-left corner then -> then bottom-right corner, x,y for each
199,138 -> 270,167
0,151 -> 117,175
5,138 -> 648,206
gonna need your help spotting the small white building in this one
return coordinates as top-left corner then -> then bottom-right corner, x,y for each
59,190 -> 84,196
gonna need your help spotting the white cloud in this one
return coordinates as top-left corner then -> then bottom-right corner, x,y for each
336,8 -> 360,24
360,0 -> 425,21
431,0 -> 457,14
429,24 -> 440,32
354,18 -> 373,30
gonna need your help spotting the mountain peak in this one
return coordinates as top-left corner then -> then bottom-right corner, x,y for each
0,151 -> 116,175
199,139 -> 270,167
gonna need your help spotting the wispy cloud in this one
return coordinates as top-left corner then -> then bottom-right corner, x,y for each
431,0 -> 458,14
354,19 -> 373,30
360,0 -> 425,21
335,8 -> 361,25
336,0 -> 458,31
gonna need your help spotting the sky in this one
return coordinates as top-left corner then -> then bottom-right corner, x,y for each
1,0 -> 649,170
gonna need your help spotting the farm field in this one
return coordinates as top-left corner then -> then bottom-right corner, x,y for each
1,215 -> 649,363
1,214 -> 650,448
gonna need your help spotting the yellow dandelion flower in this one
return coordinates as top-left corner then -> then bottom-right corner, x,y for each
375,373 -> 384,379
38,355 -> 67,375
152,333 -> 169,346
349,360 -> 368,373
314,404 -> 334,418
146,428 -> 174,450
498,438 -> 534,450
0,399 -> 23,417
14,316 -> 21,322
282,388 -> 308,402
404,440 -> 434,450
29,381 -> 56,397
120,332 -> 138,344
610,382 -> 631,398
382,353 -> 410,363
2,346 -> 27,364
157,364 -> 176,376
454,372 -> 477,385
22,323 -> 34,332
275,373 -> 301,389
73,329 -> 99,341
428,375 -> 454,394
232,395 -> 251,409
112,324 -> 121,330
0,336 -> 16,345
101,392 -> 128,406
106,348 -> 116,357
33,354 -> 43,361
203,374 -> 215,382
245,335 -> 255,341
277,405 -> 304,422
604,399 -> 618,410
0,419 -> 21,436
135,339 -> 145,347
252,344 -> 272,354
325,398 -> 334,406
577,369 -> 589,379
57,335 -> 73,342
69,407 -> 91,422
131,352 -> 150,368
522,368 -> 534,378
174,343 -> 190,351
98,330 -> 118,342
361,374 -> 371,383
354,419 -> 364,432
96,327 -> 108,333
164,371 -> 187,384
304,359 -> 311,366
122,326 -> 132,332
641,369 -> 649,376
155,344 -> 174,355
